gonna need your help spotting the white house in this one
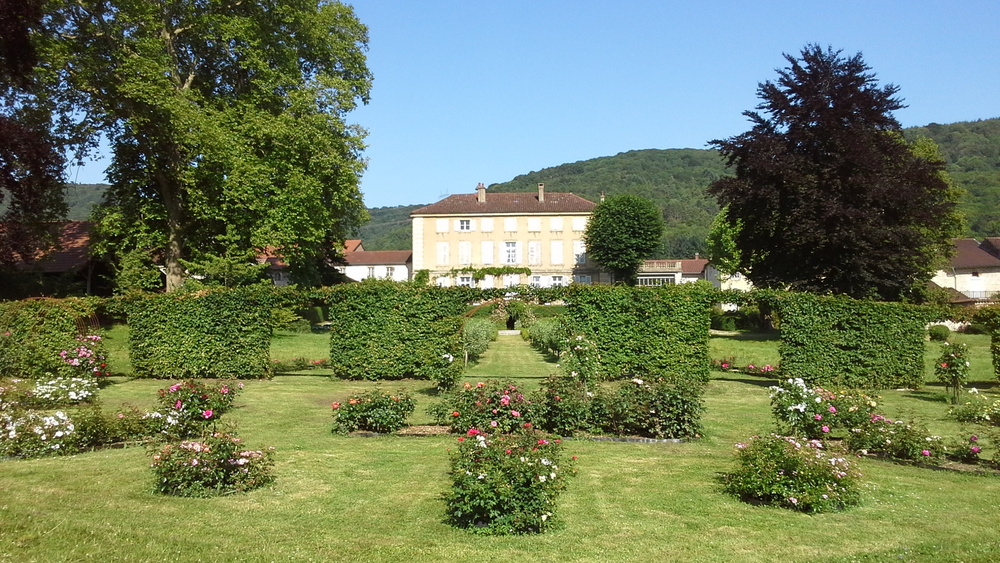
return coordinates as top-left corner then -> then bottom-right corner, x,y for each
338,240 -> 412,282
931,238 -> 1000,302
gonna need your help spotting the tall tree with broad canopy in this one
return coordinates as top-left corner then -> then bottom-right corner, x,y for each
0,0 -> 68,267
30,0 -> 372,290
583,194 -> 664,285
708,45 -> 963,301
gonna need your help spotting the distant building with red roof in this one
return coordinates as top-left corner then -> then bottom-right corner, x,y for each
930,238 -> 1000,302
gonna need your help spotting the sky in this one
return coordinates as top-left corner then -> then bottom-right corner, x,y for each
66,0 -> 1000,209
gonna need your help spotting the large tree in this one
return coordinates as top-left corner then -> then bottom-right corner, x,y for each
32,0 -> 371,290
583,194 -> 664,285
708,45 -> 963,301
0,0 -> 67,267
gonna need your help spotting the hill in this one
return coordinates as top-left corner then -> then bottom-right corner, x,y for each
60,118 -> 1000,257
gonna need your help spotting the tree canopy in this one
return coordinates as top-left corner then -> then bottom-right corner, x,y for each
583,194 -> 664,285
0,0 -> 67,267
29,0 -> 372,290
708,45 -> 963,301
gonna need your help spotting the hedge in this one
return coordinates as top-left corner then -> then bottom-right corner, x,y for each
0,297 -> 104,378
125,286 -> 275,379
319,281 -> 468,388
561,283 -> 715,382
772,292 -> 933,389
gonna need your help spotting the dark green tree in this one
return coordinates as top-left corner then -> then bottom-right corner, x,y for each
708,45 -> 963,301
583,194 -> 664,285
0,0 -> 67,267
28,0 -> 371,290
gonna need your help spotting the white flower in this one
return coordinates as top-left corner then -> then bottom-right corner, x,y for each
632,378 -> 644,385
538,475 -> 547,482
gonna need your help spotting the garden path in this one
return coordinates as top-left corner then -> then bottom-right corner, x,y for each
462,333 -> 557,388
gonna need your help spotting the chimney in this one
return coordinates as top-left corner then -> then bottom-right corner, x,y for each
476,182 -> 486,203
537,182 -> 545,203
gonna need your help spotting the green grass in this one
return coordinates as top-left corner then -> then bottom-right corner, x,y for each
4,331 -> 1000,561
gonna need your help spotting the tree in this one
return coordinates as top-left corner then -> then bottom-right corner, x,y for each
708,45 -> 963,301
30,0 -> 372,290
583,194 -> 664,285
0,0 -> 67,267
705,207 -> 741,277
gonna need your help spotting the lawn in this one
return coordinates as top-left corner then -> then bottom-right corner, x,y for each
3,330 -> 1000,562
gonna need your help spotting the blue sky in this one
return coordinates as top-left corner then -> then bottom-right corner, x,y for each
66,0 -> 1000,209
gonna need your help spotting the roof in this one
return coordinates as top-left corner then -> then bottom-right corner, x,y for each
16,221 -> 94,274
344,239 -> 363,253
411,191 -> 595,216
949,238 -> 1000,270
639,258 -> 709,276
344,250 -> 412,266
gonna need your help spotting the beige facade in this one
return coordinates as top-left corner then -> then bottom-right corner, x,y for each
411,184 -> 606,288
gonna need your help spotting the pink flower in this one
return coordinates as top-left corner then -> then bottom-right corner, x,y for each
814,414 -> 823,421
971,446 -> 981,454
511,410 -> 521,417
202,409 -> 213,419
175,400 -> 182,410
921,450 -> 930,456
828,406 -> 837,413
821,426 -> 830,433
970,435 -> 979,442
490,420 -> 498,427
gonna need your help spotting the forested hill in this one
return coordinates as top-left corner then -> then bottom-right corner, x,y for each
64,118 -> 1000,257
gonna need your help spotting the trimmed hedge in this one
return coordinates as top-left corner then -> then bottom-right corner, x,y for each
320,281 -> 467,388
772,292 -> 933,389
973,306 -> 1000,381
0,297 -> 104,378
125,286 -> 274,379
561,283 -> 715,382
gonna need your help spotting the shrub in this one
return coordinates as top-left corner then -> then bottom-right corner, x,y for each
0,410 -> 78,458
723,434 -> 864,513
154,380 -> 243,439
150,432 -> 276,497
0,298 -> 105,378
557,334 -> 602,383
331,388 -> 416,434
946,433 -> 985,464
69,404 -> 164,448
534,375 -> 595,436
31,375 -> 99,406
594,377 -> 704,439
948,392 -> 1000,426
769,378 -> 879,439
928,324 -> 951,341
934,342 -> 970,403
524,318 -> 565,360
56,335 -> 112,379
444,428 -> 575,534
844,414 -> 946,461
460,318 -> 497,364
429,380 -> 538,434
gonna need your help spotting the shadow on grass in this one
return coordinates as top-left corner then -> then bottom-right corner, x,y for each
711,331 -> 781,342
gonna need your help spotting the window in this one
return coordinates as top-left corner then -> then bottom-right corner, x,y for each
481,218 -> 494,232
527,241 -> 541,265
367,266 -> 375,278
436,241 -> 449,266
504,217 -> 518,232
481,241 -> 494,265
550,217 -> 563,232
531,275 -> 542,287
550,240 -> 564,265
504,274 -> 520,287
458,219 -> 472,231
573,274 -> 592,285
505,241 -> 519,265
436,219 -> 449,233
573,240 -> 586,264
527,217 -> 541,232
551,275 -> 564,287
458,275 -> 473,287
572,217 -> 587,232
638,276 -> 675,286
435,276 -> 450,287
386,266 -> 395,278
458,241 -> 472,265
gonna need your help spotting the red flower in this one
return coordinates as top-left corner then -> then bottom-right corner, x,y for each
452,411 -> 460,417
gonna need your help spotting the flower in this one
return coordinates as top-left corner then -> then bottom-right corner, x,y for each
452,411 -> 460,417
921,450 -> 930,456
814,414 -> 823,421
971,446 -> 982,454
821,426 -> 830,433
331,402 -> 340,409
202,410 -> 213,419
970,435 -> 979,442
828,406 -> 837,413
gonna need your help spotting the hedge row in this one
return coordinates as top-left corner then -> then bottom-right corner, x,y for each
0,297 -> 103,378
561,283 -> 716,383
124,286 -> 277,379
766,291 -> 934,389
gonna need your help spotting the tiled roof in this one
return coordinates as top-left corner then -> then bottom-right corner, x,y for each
17,221 -> 94,274
344,239 -> 363,252
640,258 -> 709,276
411,191 -> 595,216
345,250 -> 412,266
950,238 -> 1000,270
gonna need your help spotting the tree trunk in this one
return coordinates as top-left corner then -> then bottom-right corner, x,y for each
156,162 -> 186,291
